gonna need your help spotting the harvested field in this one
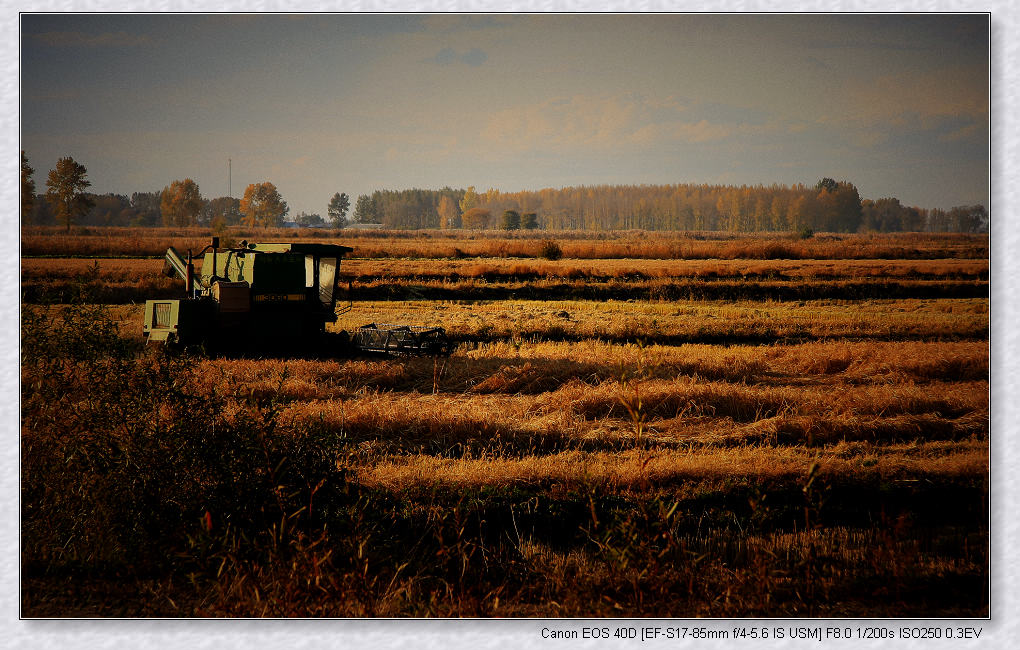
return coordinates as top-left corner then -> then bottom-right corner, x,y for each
21,225 -> 988,260
20,229 -> 989,617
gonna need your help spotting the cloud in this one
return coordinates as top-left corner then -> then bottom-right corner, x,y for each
940,122 -> 982,143
827,64 -> 987,128
424,47 -> 488,67
481,94 -> 742,152
31,30 -> 154,48
806,63 -> 988,157
420,15 -> 514,34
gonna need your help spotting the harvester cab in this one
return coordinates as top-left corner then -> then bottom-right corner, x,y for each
144,237 -> 353,354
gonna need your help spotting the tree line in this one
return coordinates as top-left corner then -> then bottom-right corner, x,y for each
342,182 -> 987,234
21,153 -> 987,233
21,154 -> 354,232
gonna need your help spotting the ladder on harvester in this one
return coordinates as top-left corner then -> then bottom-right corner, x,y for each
352,324 -> 454,356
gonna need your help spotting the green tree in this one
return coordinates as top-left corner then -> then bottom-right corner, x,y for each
815,177 -> 839,194
295,211 -> 325,226
521,212 -> 538,230
45,156 -> 93,232
240,182 -> 289,228
160,178 -> 204,227
353,194 -> 378,224
328,192 -> 350,228
21,151 -> 35,222
438,194 -> 461,228
501,209 -> 521,230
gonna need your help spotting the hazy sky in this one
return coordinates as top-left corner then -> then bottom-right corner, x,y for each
20,13 -> 988,218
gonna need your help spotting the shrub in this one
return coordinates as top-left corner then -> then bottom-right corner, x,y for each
540,239 -> 563,260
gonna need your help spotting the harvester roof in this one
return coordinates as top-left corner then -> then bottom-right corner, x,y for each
248,242 -> 354,256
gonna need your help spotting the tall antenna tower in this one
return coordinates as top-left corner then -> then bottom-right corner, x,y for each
228,158 -> 232,198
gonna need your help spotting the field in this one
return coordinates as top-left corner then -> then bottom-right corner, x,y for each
20,227 -> 989,617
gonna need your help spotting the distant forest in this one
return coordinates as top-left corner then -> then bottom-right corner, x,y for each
25,180 -> 988,233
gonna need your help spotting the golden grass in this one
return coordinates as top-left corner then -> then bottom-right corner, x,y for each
21,255 -> 988,281
182,337 -> 987,394
21,226 -> 988,260
332,298 -> 989,342
349,257 -> 989,281
19,227 -> 991,617
354,442 -> 988,491
48,298 -> 987,347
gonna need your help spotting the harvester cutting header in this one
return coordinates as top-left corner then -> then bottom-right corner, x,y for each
144,237 -> 451,356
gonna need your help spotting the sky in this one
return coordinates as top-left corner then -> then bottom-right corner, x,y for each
19,13 -> 989,219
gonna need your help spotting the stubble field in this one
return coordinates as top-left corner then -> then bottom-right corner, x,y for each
21,227 -> 988,617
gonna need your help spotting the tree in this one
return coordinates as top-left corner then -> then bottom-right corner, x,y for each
521,212 -> 538,229
130,192 -> 163,227
45,156 -> 93,232
240,182 -> 289,228
30,193 -> 54,225
459,186 -> 479,213
353,194 -> 378,224
461,207 -> 491,230
21,151 -> 35,222
861,197 -> 905,232
160,178 -> 203,226
328,192 -> 350,228
815,177 -> 839,194
814,179 -> 862,232
295,211 -> 325,226
87,193 -> 131,226
438,195 -> 461,229
203,196 -> 241,226
501,209 -> 521,230
948,204 -> 988,233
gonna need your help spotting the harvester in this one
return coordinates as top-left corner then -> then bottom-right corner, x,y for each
143,237 -> 451,356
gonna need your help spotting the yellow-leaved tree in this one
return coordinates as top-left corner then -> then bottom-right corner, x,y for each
438,195 -> 461,228
160,178 -> 203,226
458,186 -> 479,214
240,182 -> 289,228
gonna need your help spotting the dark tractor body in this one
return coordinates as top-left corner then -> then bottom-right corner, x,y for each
144,237 -> 451,357
144,238 -> 353,355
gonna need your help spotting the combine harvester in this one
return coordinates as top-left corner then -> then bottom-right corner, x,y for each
143,237 -> 452,356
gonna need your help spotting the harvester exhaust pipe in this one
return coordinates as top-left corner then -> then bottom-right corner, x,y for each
211,237 -> 218,284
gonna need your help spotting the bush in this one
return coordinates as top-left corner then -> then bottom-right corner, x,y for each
540,239 -> 563,260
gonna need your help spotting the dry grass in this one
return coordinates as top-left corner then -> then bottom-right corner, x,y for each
33,298 -> 988,348
21,255 -> 989,282
331,298 -> 988,343
22,226 -> 988,260
354,442 -> 988,491
19,227 -> 990,617
20,256 -> 988,308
